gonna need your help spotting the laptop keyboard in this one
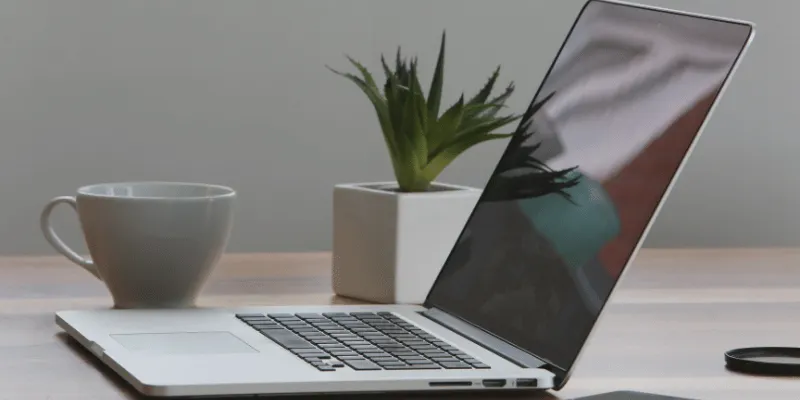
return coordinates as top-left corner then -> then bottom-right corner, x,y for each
235,311 -> 490,372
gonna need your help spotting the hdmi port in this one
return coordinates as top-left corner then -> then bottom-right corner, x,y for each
482,379 -> 506,388
429,381 -> 472,387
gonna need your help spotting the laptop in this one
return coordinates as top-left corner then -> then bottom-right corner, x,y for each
55,0 -> 754,397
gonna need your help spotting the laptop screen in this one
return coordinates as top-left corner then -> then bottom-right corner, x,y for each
425,0 -> 752,373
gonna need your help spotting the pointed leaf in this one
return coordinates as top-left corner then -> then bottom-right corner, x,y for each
467,65 -> 500,105
427,31 -> 446,121
381,54 -> 404,142
328,66 -> 398,164
403,64 -> 427,166
408,58 -> 428,134
479,82 -> 515,119
346,55 -> 378,90
421,133 -> 510,182
453,114 -> 522,142
427,95 -> 465,156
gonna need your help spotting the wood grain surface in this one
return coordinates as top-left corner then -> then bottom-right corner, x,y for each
1,249 -> 799,399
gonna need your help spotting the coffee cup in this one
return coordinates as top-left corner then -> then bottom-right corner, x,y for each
40,182 -> 235,309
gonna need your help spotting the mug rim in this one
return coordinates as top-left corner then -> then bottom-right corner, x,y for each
77,181 -> 236,200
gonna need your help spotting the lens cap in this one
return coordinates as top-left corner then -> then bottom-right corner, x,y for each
725,347 -> 800,376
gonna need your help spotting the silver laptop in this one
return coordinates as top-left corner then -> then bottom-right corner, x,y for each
56,1 -> 754,397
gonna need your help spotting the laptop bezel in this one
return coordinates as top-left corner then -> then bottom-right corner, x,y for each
422,0 -> 755,390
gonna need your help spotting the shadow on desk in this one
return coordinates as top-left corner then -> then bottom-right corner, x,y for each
56,332 -> 559,400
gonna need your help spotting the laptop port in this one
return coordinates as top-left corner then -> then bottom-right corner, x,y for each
515,378 -> 538,387
482,379 -> 506,388
428,381 -> 472,387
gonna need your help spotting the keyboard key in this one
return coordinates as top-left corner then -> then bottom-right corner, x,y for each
398,355 -> 426,361
342,359 -> 382,371
330,350 -> 358,357
266,313 -> 294,318
383,365 -> 419,370
406,359 -> 435,365
470,362 -> 491,369
369,356 -> 398,362
317,344 -> 346,350
330,362 -> 345,368
350,312 -> 378,318
439,361 -> 471,369
317,365 -> 336,371
309,339 -> 338,345
261,330 -> 315,349
337,355 -> 365,360
376,361 -> 406,367
314,324 -> 341,330
330,334 -> 358,340
376,311 -> 394,316
322,312 -> 349,318
235,313 -> 264,318
250,323 -> 281,329
362,351 -> 389,358
342,340 -> 370,347
293,327 -> 321,333
302,354 -> 331,361
292,351 -> 328,358
240,317 -> 271,323
296,313 -> 324,320
303,335 -> 329,341
418,349 -> 445,355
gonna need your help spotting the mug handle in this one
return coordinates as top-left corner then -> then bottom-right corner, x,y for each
40,196 -> 101,280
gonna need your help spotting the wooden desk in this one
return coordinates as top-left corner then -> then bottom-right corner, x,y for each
1,249 -> 799,399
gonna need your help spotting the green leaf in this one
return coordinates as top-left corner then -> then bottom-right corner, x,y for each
427,94 -> 464,156
403,64 -> 427,169
408,58 -> 428,134
488,82 -> 515,107
421,133 -> 510,182
345,55 -> 378,90
454,114 -> 521,142
327,65 -> 399,166
381,54 -> 404,143
467,65 -> 500,105
480,82 -> 515,119
427,31 -> 446,121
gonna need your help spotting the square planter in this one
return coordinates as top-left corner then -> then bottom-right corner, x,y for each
332,181 -> 480,304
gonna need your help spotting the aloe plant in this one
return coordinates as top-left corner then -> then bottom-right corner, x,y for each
328,31 -> 521,192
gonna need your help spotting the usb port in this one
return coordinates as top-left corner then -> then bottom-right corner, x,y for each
482,379 -> 506,388
515,378 -> 538,387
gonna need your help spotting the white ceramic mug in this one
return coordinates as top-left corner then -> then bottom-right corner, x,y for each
40,182 -> 235,309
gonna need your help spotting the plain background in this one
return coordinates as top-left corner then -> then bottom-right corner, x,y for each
0,0 -> 785,255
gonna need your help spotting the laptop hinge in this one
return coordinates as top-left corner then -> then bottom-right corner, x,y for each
421,307 -> 549,369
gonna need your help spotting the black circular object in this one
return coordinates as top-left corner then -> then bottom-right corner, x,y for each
725,347 -> 800,376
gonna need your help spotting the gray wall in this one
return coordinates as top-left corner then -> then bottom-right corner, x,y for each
0,0 -> 787,255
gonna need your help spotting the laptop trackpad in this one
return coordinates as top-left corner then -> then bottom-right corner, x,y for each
111,332 -> 258,355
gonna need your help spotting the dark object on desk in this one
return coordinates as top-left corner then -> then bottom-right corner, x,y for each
573,391 -> 694,399
725,347 -> 800,376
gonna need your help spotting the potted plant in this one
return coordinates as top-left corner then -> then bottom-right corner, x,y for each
327,32 -> 522,304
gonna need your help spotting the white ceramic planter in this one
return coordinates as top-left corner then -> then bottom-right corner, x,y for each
332,181 -> 480,304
